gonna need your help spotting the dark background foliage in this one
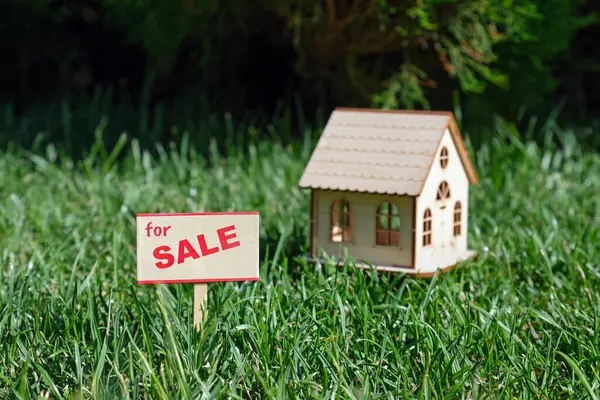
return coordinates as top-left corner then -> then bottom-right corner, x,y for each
0,0 -> 599,153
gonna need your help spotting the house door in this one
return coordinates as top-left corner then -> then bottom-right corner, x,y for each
436,181 -> 451,249
439,205 -> 450,248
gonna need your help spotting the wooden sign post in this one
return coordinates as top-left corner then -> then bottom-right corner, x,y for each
136,212 -> 260,330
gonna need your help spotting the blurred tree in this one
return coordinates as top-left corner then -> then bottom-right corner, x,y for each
459,0 -> 594,131
262,0 -> 590,112
0,0 -> 597,146
100,0 -> 294,113
0,0 -> 81,104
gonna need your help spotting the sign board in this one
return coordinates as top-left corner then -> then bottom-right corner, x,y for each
136,212 -> 260,284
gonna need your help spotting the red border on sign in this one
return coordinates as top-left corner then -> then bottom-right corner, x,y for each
136,211 -> 260,285
137,277 -> 259,284
136,212 -> 259,217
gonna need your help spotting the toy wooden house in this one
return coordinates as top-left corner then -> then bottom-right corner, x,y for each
299,108 -> 479,277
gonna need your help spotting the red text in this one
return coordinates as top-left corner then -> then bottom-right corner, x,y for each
152,224 -> 240,269
145,222 -> 172,237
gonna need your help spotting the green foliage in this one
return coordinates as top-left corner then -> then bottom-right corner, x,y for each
373,65 -> 432,110
100,0 -> 253,77
373,0 -> 588,109
0,116 -> 599,397
261,0 -> 585,109
492,0 -> 593,105
103,0 -> 205,68
0,0 -> 596,136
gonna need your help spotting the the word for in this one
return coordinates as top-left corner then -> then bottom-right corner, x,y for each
145,222 -> 172,237
152,224 -> 240,269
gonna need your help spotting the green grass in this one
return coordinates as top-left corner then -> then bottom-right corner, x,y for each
0,117 -> 599,399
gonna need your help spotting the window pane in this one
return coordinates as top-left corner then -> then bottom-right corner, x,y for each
390,231 -> 400,246
379,203 -> 389,216
376,231 -> 388,246
437,182 -> 450,200
376,215 -> 384,230
343,228 -> 353,242
331,226 -> 343,242
331,202 -> 339,219
377,203 -> 390,229
391,216 -> 401,230
379,214 -> 389,229
338,202 -> 345,217
332,200 -> 352,240
341,213 -> 348,227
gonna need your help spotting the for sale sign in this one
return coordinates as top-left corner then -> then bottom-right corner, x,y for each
136,212 -> 260,284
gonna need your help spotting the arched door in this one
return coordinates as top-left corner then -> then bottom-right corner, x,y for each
436,181 -> 451,248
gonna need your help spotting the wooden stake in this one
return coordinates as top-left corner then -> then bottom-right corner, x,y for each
193,283 -> 208,330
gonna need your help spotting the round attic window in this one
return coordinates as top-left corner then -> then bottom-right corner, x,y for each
440,147 -> 449,168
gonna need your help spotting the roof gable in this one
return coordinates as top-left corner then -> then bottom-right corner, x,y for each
298,108 -> 479,196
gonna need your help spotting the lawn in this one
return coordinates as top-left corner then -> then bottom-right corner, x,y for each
0,118 -> 599,399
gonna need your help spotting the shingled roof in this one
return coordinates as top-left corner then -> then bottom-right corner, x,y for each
298,108 -> 479,196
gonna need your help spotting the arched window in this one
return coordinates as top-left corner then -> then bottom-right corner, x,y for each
376,202 -> 401,246
453,202 -> 462,236
440,147 -> 449,168
330,200 -> 352,242
423,209 -> 432,246
436,181 -> 451,201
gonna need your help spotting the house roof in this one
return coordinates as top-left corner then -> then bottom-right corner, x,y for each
298,108 -> 479,196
